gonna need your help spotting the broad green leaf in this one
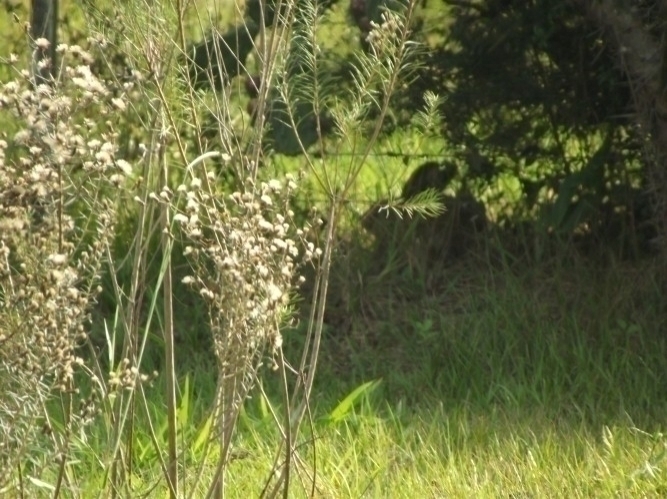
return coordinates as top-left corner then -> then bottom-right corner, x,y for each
327,380 -> 381,424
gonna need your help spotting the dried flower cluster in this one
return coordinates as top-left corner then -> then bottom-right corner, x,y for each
171,170 -> 316,409
108,358 -> 158,392
365,11 -> 404,54
0,41 -> 130,486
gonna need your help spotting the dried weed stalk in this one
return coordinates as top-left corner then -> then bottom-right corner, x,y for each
0,40 -> 130,491
175,167 -> 316,465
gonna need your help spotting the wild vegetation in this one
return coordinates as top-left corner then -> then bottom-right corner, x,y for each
1,0 -> 667,497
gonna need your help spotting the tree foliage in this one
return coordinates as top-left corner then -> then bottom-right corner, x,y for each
186,0 -> 667,255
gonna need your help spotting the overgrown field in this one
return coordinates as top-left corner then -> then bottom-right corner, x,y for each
53,252 -> 667,497
2,0 -> 667,497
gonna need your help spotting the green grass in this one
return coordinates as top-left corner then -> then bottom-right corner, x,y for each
229,404 -> 667,498
236,253 -> 667,497
60,402 -> 667,498
57,247 -> 667,498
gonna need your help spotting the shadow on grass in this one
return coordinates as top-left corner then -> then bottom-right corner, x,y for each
308,237 -> 667,424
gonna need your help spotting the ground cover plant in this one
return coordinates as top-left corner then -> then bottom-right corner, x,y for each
2,0 -> 667,498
